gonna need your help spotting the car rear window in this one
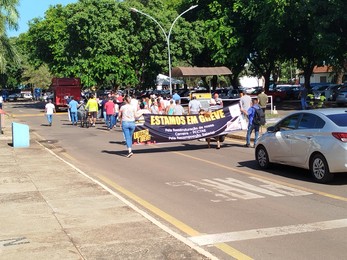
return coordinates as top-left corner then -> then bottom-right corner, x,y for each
327,114 -> 347,126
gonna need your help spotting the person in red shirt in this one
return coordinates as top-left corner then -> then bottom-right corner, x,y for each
116,93 -> 123,105
104,97 -> 115,130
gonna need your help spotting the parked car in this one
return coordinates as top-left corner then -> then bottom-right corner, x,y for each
255,108 -> 347,183
265,89 -> 287,102
22,93 -> 33,101
227,89 -> 241,99
311,85 -> 330,100
213,88 -> 229,99
266,83 -> 288,102
323,84 -> 342,101
336,86 -> 347,106
7,93 -> 21,102
276,85 -> 301,100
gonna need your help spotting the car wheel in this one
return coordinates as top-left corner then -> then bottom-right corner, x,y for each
309,153 -> 333,183
255,145 -> 270,169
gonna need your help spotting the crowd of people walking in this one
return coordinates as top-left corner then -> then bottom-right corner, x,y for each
44,87 -> 269,157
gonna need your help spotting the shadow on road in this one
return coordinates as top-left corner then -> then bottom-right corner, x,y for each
238,160 -> 347,185
102,142 -> 244,157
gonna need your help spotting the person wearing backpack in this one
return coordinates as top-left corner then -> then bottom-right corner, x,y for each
245,98 -> 264,148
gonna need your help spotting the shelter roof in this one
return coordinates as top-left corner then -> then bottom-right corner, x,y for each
312,65 -> 333,73
171,66 -> 232,77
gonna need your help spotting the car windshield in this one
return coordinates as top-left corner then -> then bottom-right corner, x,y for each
326,114 -> 347,127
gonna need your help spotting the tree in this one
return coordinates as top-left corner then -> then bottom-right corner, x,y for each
23,0 -> 203,90
0,0 -> 20,73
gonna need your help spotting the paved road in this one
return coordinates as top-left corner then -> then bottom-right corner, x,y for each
4,101 -> 347,259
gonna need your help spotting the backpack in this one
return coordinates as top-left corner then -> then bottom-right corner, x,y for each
253,107 -> 266,126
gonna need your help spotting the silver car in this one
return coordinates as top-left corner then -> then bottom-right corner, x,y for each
336,86 -> 347,106
255,108 -> 347,183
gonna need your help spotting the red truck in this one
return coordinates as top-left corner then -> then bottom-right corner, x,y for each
51,78 -> 82,111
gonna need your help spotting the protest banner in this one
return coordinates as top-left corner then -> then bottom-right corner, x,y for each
133,103 -> 243,144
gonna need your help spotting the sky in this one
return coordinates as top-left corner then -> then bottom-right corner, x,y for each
7,0 -> 78,37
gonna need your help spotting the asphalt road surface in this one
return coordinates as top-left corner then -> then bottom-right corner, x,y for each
6,101 -> 347,260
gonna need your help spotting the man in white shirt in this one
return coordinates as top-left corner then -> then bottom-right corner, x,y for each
45,99 -> 56,126
239,91 -> 252,120
188,96 -> 202,115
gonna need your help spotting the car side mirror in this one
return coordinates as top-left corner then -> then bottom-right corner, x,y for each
267,126 -> 276,132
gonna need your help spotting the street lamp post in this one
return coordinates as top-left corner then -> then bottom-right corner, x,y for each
131,5 -> 198,95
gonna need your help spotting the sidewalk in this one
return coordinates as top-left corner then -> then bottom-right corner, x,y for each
0,115 -> 212,259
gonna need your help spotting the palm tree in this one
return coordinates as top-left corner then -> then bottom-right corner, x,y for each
0,0 -> 20,72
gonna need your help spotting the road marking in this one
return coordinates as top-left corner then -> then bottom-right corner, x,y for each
97,176 -> 253,260
167,177 -> 312,202
172,151 -> 347,202
12,113 -> 44,117
12,112 -> 67,118
189,218 -> 347,245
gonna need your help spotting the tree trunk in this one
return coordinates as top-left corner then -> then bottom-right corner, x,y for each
303,65 -> 314,89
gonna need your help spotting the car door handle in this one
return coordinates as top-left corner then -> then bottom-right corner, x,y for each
307,136 -> 313,140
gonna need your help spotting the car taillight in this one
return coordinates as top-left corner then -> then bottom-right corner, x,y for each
332,132 -> 347,142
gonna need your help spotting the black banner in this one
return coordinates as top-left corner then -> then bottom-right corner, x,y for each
133,103 -> 242,144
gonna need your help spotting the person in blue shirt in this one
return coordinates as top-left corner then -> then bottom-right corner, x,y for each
245,98 -> 260,148
68,96 -> 79,125
172,91 -> 181,102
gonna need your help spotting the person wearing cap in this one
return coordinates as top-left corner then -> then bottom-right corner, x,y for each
45,99 -> 56,126
68,96 -> 79,125
77,99 -> 86,123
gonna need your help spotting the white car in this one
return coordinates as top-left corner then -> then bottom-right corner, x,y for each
255,108 -> 347,183
22,93 -> 33,100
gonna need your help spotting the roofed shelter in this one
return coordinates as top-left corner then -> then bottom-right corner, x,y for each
171,66 -> 232,91
171,66 -> 232,77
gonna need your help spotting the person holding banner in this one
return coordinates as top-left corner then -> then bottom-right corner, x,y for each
206,98 -> 223,149
119,95 -> 137,158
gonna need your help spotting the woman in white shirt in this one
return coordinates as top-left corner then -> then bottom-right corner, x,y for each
118,96 -> 136,158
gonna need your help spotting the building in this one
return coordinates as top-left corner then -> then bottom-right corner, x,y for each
299,65 -> 333,84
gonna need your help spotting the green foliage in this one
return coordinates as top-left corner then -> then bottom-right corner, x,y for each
21,0 -> 204,89
5,0 -> 345,90
0,0 -> 20,73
